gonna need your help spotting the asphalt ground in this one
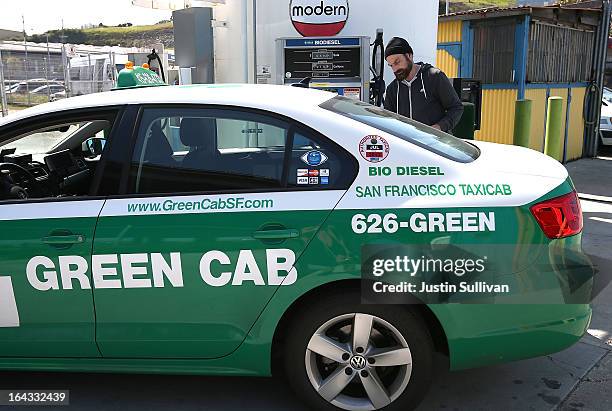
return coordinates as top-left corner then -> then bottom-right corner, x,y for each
0,153 -> 611,411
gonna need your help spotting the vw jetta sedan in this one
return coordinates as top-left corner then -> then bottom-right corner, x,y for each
0,84 -> 591,410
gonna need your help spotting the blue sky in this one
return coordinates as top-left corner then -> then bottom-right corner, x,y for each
0,0 -> 174,34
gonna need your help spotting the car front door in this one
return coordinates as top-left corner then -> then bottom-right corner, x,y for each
91,106 -> 357,358
0,109 -> 122,357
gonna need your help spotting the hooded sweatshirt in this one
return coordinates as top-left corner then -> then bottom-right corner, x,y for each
383,62 -> 464,133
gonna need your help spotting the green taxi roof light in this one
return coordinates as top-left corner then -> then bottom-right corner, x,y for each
114,64 -> 167,90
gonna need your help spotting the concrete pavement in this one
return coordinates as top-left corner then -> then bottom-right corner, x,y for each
558,152 -> 612,411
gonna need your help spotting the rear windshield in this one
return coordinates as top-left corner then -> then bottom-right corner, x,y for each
320,96 -> 480,163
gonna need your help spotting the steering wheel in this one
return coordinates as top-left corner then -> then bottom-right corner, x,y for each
0,162 -> 42,199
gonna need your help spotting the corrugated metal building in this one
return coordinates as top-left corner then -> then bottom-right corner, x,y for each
437,4 -> 602,162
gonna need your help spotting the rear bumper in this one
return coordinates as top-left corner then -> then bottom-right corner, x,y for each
600,129 -> 612,145
433,303 -> 592,370
433,228 -> 594,370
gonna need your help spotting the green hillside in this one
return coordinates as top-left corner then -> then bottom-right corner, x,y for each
28,22 -> 174,48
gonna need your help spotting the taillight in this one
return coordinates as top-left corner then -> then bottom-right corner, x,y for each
530,191 -> 583,239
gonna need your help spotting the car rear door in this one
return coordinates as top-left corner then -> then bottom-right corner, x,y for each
91,105 -> 357,358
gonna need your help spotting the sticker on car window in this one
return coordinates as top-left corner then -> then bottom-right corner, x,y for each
301,150 -> 328,166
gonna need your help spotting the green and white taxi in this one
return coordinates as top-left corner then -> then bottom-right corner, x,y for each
0,81 -> 591,410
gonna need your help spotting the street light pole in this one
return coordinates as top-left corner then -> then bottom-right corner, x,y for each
60,18 -> 70,98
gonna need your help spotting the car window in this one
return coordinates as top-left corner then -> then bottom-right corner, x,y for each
0,110 -> 119,202
128,107 -> 356,195
0,124 -> 81,155
320,96 -> 480,163
46,120 -> 111,153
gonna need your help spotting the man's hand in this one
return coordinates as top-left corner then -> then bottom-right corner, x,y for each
431,124 -> 442,131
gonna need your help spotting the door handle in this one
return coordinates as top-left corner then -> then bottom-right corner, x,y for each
42,234 -> 86,245
252,229 -> 299,240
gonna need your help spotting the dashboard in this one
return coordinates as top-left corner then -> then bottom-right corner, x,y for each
0,150 -> 91,200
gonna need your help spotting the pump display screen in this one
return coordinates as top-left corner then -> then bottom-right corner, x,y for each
284,47 -> 361,79
312,51 -> 334,60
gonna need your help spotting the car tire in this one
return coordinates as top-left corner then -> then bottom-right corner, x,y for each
283,292 -> 434,411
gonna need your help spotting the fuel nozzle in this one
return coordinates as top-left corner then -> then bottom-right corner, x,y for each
146,49 -> 166,83
370,29 -> 385,106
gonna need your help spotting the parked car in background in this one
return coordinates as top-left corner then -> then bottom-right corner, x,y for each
50,90 -> 67,101
29,84 -> 66,96
6,79 -> 63,95
600,98 -> 612,146
3,80 -> 20,92
603,87 -> 612,104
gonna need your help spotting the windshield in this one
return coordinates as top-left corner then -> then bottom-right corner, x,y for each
0,124 -> 82,155
320,96 -> 480,163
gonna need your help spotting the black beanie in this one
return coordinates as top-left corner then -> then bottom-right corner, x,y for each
384,37 -> 413,59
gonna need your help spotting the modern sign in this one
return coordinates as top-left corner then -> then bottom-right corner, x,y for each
290,0 -> 349,37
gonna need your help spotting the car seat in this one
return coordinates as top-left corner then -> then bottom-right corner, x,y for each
180,117 -> 219,170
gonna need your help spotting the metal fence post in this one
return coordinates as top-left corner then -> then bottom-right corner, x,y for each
46,34 -> 51,101
23,21 -> 31,106
88,52 -> 93,93
62,45 -> 70,97
110,51 -> 116,84
0,49 -> 8,116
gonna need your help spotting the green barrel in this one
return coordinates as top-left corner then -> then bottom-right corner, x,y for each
544,97 -> 564,161
513,99 -> 532,148
453,102 -> 475,140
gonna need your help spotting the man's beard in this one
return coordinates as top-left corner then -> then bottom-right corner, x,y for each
394,61 -> 413,81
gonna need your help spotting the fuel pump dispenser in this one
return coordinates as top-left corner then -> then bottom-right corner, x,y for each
276,36 -> 371,101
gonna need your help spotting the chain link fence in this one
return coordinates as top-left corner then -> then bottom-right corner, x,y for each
0,44 -> 66,113
1,43 -> 122,116
66,52 -> 119,97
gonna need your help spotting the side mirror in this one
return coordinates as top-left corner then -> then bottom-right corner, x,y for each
82,137 -> 106,157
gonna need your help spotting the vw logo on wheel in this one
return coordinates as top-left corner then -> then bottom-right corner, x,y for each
349,355 -> 367,370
